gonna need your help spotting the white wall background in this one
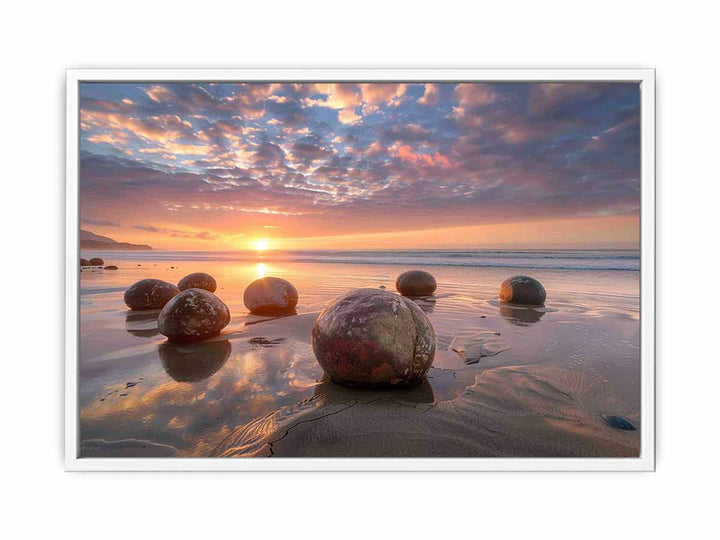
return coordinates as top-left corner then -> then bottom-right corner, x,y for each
0,1 -> 715,537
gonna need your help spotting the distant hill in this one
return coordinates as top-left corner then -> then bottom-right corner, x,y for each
80,229 -> 152,251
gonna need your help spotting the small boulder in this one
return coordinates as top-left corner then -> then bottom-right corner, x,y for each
89,257 -> 104,266
80,258 -> 89,267
244,277 -> 298,315
124,279 -> 180,310
601,414 -> 636,431
312,288 -> 436,387
396,270 -> 437,296
499,275 -> 546,306
178,272 -> 217,292
104,265 -> 118,270
158,288 -> 230,343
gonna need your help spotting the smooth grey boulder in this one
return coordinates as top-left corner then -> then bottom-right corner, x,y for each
124,279 -> 180,310
158,288 -> 230,343
311,288 -> 436,387
178,272 -> 217,292
396,270 -> 437,296
499,275 -> 546,306
244,277 -> 298,315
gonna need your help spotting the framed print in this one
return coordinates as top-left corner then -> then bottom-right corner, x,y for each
65,69 -> 655,471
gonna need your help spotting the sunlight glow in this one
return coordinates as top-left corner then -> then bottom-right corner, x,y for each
253,238 -> 270,251
255,263 -> 267,278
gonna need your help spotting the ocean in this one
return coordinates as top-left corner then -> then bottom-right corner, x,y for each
84,249 -> 640,271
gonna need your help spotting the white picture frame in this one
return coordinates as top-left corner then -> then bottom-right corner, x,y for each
65,68 -> 655,471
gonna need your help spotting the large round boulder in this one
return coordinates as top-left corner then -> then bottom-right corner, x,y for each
499,275 -> 546,306
124,279 -> 180,310
311,288 -> 436,387
396,270 -> 437,296
80,258 -> 89,267
158,288 -> 230,343
178,272 -> 217,292
89,257 -> 104,266
244,277 -> 298,315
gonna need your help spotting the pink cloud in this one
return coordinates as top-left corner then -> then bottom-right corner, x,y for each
418,84 -> 440,106
393,144 -> 451,168
454,84 -> 497,108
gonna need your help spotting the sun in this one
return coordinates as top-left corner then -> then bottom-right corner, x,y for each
253,238 -> 270,251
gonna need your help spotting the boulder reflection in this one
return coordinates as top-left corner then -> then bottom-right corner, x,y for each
499,304 -> 546,326
159,340 -> 232,383
243,309 -> 298,326
313,376 -> 434,404
125,311 -> 160,338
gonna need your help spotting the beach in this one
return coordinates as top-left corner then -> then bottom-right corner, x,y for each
78,249 -> 641,458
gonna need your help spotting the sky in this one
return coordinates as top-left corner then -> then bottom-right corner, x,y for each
79,81 -> 640,250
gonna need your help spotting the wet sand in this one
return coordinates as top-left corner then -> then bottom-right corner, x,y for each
78,255 -> 640,458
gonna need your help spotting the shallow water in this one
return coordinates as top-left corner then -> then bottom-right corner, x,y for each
78,252 -> 640,458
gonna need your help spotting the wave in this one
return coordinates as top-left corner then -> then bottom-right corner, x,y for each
82,249 -> 640,271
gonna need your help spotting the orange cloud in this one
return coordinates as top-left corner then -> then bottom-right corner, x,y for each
87,132 -> 127,145
139,143 -> 212,156
454,83 -> 497,108
393,144 -> 451,168
81,111 -> 192,144
338,109 -> 361,125
145,85 -> 173,102
418,84 -> 440,106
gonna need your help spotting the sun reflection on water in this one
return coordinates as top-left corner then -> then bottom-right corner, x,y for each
256,263 -> 268,278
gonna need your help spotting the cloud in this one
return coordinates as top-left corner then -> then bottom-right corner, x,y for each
454,83 -> 498,108
133,225 -> 162,233
304,84 -> 362,110
418,84 -> 440,106
145,86 -> 173,102
82,218 -> 121,228
78,82 -> 641,242
391,144 -> 452,168
338,109 -> 361,125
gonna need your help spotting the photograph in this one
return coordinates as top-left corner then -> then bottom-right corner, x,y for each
9,0 -> 719,535
69,71 -> 653,467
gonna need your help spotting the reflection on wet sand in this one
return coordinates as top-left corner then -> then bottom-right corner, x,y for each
212,365 -> 639,458
313,376 -> 434,405
499,304 -> 546,325
159,340 -> 232,383
243,309 -> 298,326
125,310 -> 161,338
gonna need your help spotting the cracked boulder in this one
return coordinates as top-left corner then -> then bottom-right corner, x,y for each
311,288 -> 436,387
158,288 -> 230,343
124,279 -> 180,310
244,277 -> 298,315
499,275 -> 546,306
